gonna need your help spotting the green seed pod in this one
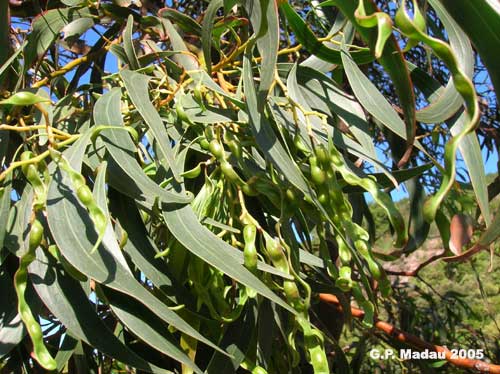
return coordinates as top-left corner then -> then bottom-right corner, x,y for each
265,235 -> 289,274
28,219 -> 44,251
25,165 -> 46,207
293,133 -> 310,155
227,139 -> 242,160
283,280 -> 300,301
252,366 -> 268,374
20,151 -> 35,175
243,225 -> 258,287
311,166 -> 326,186
208,140 -> 224,159
199,137 -> 210,150
14,219 -> 57,371
315,145 -> 329,166
308,344 -> 330,374
0,91 -> 50,106
181,163 -> 202,179
175,102 -> 192,124
317,187 -> 329,206
220,160 -> 244,186
76,185 -> 93,207
336,266 -> 352,291
193,84 -> 204,106
285,187 -> 297,203
241,183 -> 258,196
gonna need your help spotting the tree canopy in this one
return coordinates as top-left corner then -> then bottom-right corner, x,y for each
1,0 -> 500,373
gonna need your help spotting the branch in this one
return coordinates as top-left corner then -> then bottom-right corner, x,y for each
384,251 -> 445,277
319,294 -> 500,373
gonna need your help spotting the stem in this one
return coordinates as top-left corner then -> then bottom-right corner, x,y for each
0,135 -> 80,182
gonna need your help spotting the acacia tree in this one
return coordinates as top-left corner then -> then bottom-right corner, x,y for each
1,0 -> 500,373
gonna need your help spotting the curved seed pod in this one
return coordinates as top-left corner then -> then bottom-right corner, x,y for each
293,133 -> 310,155
175,101 -> 194,125
20,151 -> 47,208
49,149 -> 107,254
76,185 -> 93,206
199,137 -> 210,150
208,140 -> 224,159
181,163 -> 202,179
335,266 -> 353,291
317,224 -> 338,278
14,219 -> 57,370
241,183 -> 259,196
242,225 -> 258,298
252,366 -> 268,374
395,0 -> 480,223
264,233 -> 289,274
243,224 -> 258,274
220,160 -> 245,186
0,91 -> 50,106
352,284 -> 374,328
309,156 -> 326,186
223,131 -> 243,160
297,316 -> 329,374
329,144 -> 407,247
20,151 -> 35,174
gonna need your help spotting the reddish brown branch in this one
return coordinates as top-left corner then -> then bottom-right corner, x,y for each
384,252 -> 445,277
442,243 -> 488,263
319,294 -> 500,373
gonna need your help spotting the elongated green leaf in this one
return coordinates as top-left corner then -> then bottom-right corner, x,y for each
408,56 -> 489,225
280,2 -> 373,65
0,41 -> 26,80
289,65 -> 376,162
159,8 -> 202,36
341,163 -> 433,193
245,0 -> 279,97
206,303 -> 256,373
334,0 -> 417,159
180,94 -> 236,123
341,48 -> 425,155
300,11 -> 348,72
124,15 -> 140,70
103,286 -> 203,374
109,190 -> 192,305
0,175 -> 12,251
450,113 -> 491,225
28,250 -> 172,374
396,0 -> 480,223
120,70 -> 183,182
54,333 -> 79,372
163,205 -> 295,314
25,8 -> 92,67
439,0 -> 500,102
160,18 -> 199,71
201,0 -> 223,74
243,52 -> 312,198
4,187 -> 33,258
94,88 -> 192,205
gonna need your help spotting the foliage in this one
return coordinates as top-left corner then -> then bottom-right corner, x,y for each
1,0 -> 500,373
